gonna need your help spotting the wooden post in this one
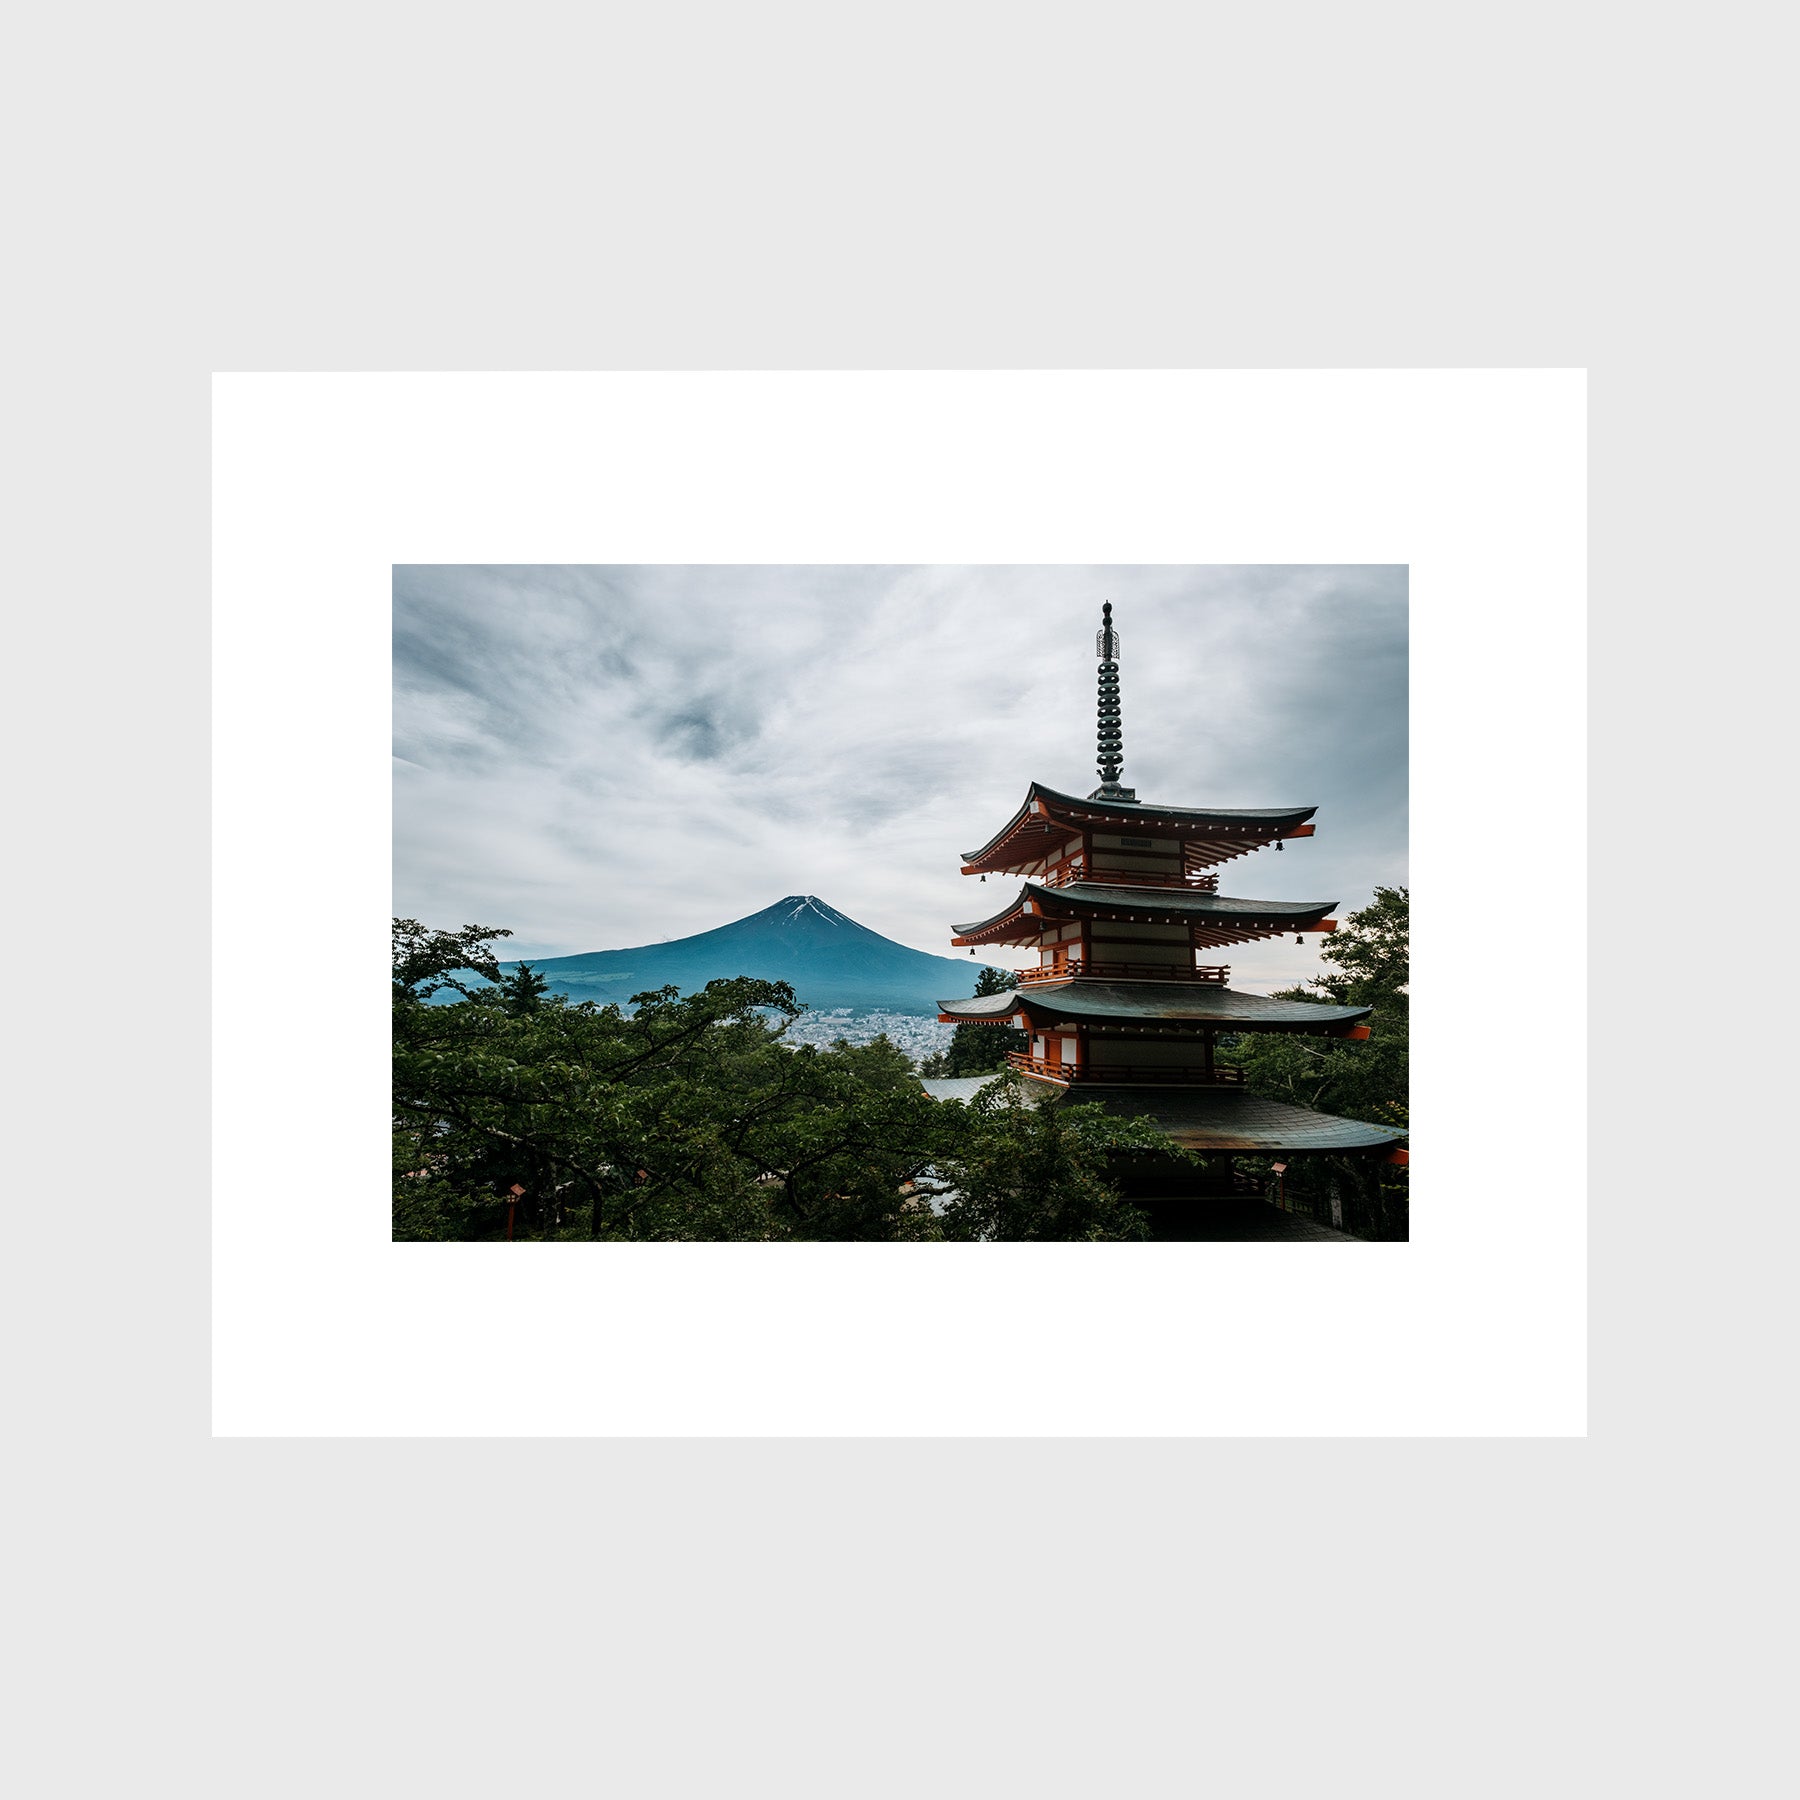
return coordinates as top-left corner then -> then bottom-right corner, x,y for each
507,1182 -> 525,1240
1203,1029 -> 1216,1079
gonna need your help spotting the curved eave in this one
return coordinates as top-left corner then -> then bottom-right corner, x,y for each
960,782 -> 1319,873
959,792 -> 1062,873
1045,882 -> 1338,920
951,882 -> 1339,947
1062,1087 -> 1405,1154
935,990 -> 1028,1023
1030,782 -> 1319,831
938,982 -> 1372,1034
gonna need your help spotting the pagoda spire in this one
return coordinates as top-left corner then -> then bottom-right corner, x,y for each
1089,601 -> 1137,801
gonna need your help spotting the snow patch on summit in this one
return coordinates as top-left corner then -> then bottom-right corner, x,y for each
782,895 -> 843,926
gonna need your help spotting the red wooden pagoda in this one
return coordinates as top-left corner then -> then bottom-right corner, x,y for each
934,601 -> 1406,1186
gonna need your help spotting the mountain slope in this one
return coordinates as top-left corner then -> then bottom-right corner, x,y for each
504,895 -> 987,1015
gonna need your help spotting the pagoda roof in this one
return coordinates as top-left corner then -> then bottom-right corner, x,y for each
1057,1086 -> 1404,1154
914,1069 -> 1403,1154
951,881 -> 1337,947
937,981 -> 1371,1034
962,781 -> 1317,873
917,1076 -> 1005,1103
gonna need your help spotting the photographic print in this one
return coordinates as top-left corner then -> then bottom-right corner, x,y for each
393,565 -> 1408,1243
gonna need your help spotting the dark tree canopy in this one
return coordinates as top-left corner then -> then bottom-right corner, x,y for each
391,917 -> 512,1002
394,927 -> 1153,1242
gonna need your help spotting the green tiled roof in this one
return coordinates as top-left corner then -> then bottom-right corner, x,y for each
952,882 -> 1337,937
914,1068 -> 1403,1152
917,1075 -> 1007,1103
1030,783 -> 1318,828
1060,1087 -> 1403,1154
937,981 -> 1371,1033
962,782 -> 1316,864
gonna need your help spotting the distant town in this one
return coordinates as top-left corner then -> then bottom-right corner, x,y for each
776,1008 -> 954,1059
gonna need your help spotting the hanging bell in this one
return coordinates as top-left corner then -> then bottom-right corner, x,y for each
969,947 -> 975,955
1276,839 -> 1284,851
1295,934 -> 1305,945
980,874 -> 987,882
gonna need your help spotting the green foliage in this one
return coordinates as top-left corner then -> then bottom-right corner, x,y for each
935,1085 -> 1173,1241
1314,884 -> 1409,997
393,927 -> 1147,1242
392,917 -> 512,1002
497,962 -> 550,1015
971,964 -> 1020,998
1225,886 -> 1410,1238
917,963 -> 1025,1078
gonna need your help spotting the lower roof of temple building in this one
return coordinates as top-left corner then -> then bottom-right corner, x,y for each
1064,1087 -> 1402,1153
916,1071 -> 1404,1154
936,981 -> 1372,1034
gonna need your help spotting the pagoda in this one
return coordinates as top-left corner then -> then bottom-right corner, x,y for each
934,601 -> 1405,1228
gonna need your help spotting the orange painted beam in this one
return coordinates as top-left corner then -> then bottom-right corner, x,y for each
1344,1024 -> 1372,1041
1283,823 -> 1316,838
1385,1147 -> 1409,1167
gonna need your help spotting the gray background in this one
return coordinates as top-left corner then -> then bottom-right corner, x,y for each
13,1 -> 1774,1796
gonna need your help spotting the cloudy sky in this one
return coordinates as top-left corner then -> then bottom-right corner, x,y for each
393,566 -> 1407,993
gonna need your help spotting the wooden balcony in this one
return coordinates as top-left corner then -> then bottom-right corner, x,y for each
1006,1052 -> 1247,1087
1015,959 -> 1231,986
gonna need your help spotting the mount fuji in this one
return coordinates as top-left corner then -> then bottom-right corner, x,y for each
502,895 -> 989,1015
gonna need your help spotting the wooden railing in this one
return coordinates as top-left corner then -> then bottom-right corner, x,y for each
1015,960 -> 1230,985
1006,1052 -> 1246,1086
1079,1063 -> 1246,1087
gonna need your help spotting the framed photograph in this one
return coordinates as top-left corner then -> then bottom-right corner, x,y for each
392,564 -> 1409,1245
214,370 -> 1584,1435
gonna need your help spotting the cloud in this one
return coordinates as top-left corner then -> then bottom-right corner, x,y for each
393,565 -> 1407,989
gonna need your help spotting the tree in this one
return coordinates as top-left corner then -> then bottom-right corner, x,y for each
918,964 -> 1025,1077
496,962 -> 550,1015
393,921 -> 1182,1242
391,917 -> 511,1001
933,1083 -> 1176,1241
393,928 -> 940,1240
1223,886 -> 1409,1238
1311,884 -> 1408,1001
